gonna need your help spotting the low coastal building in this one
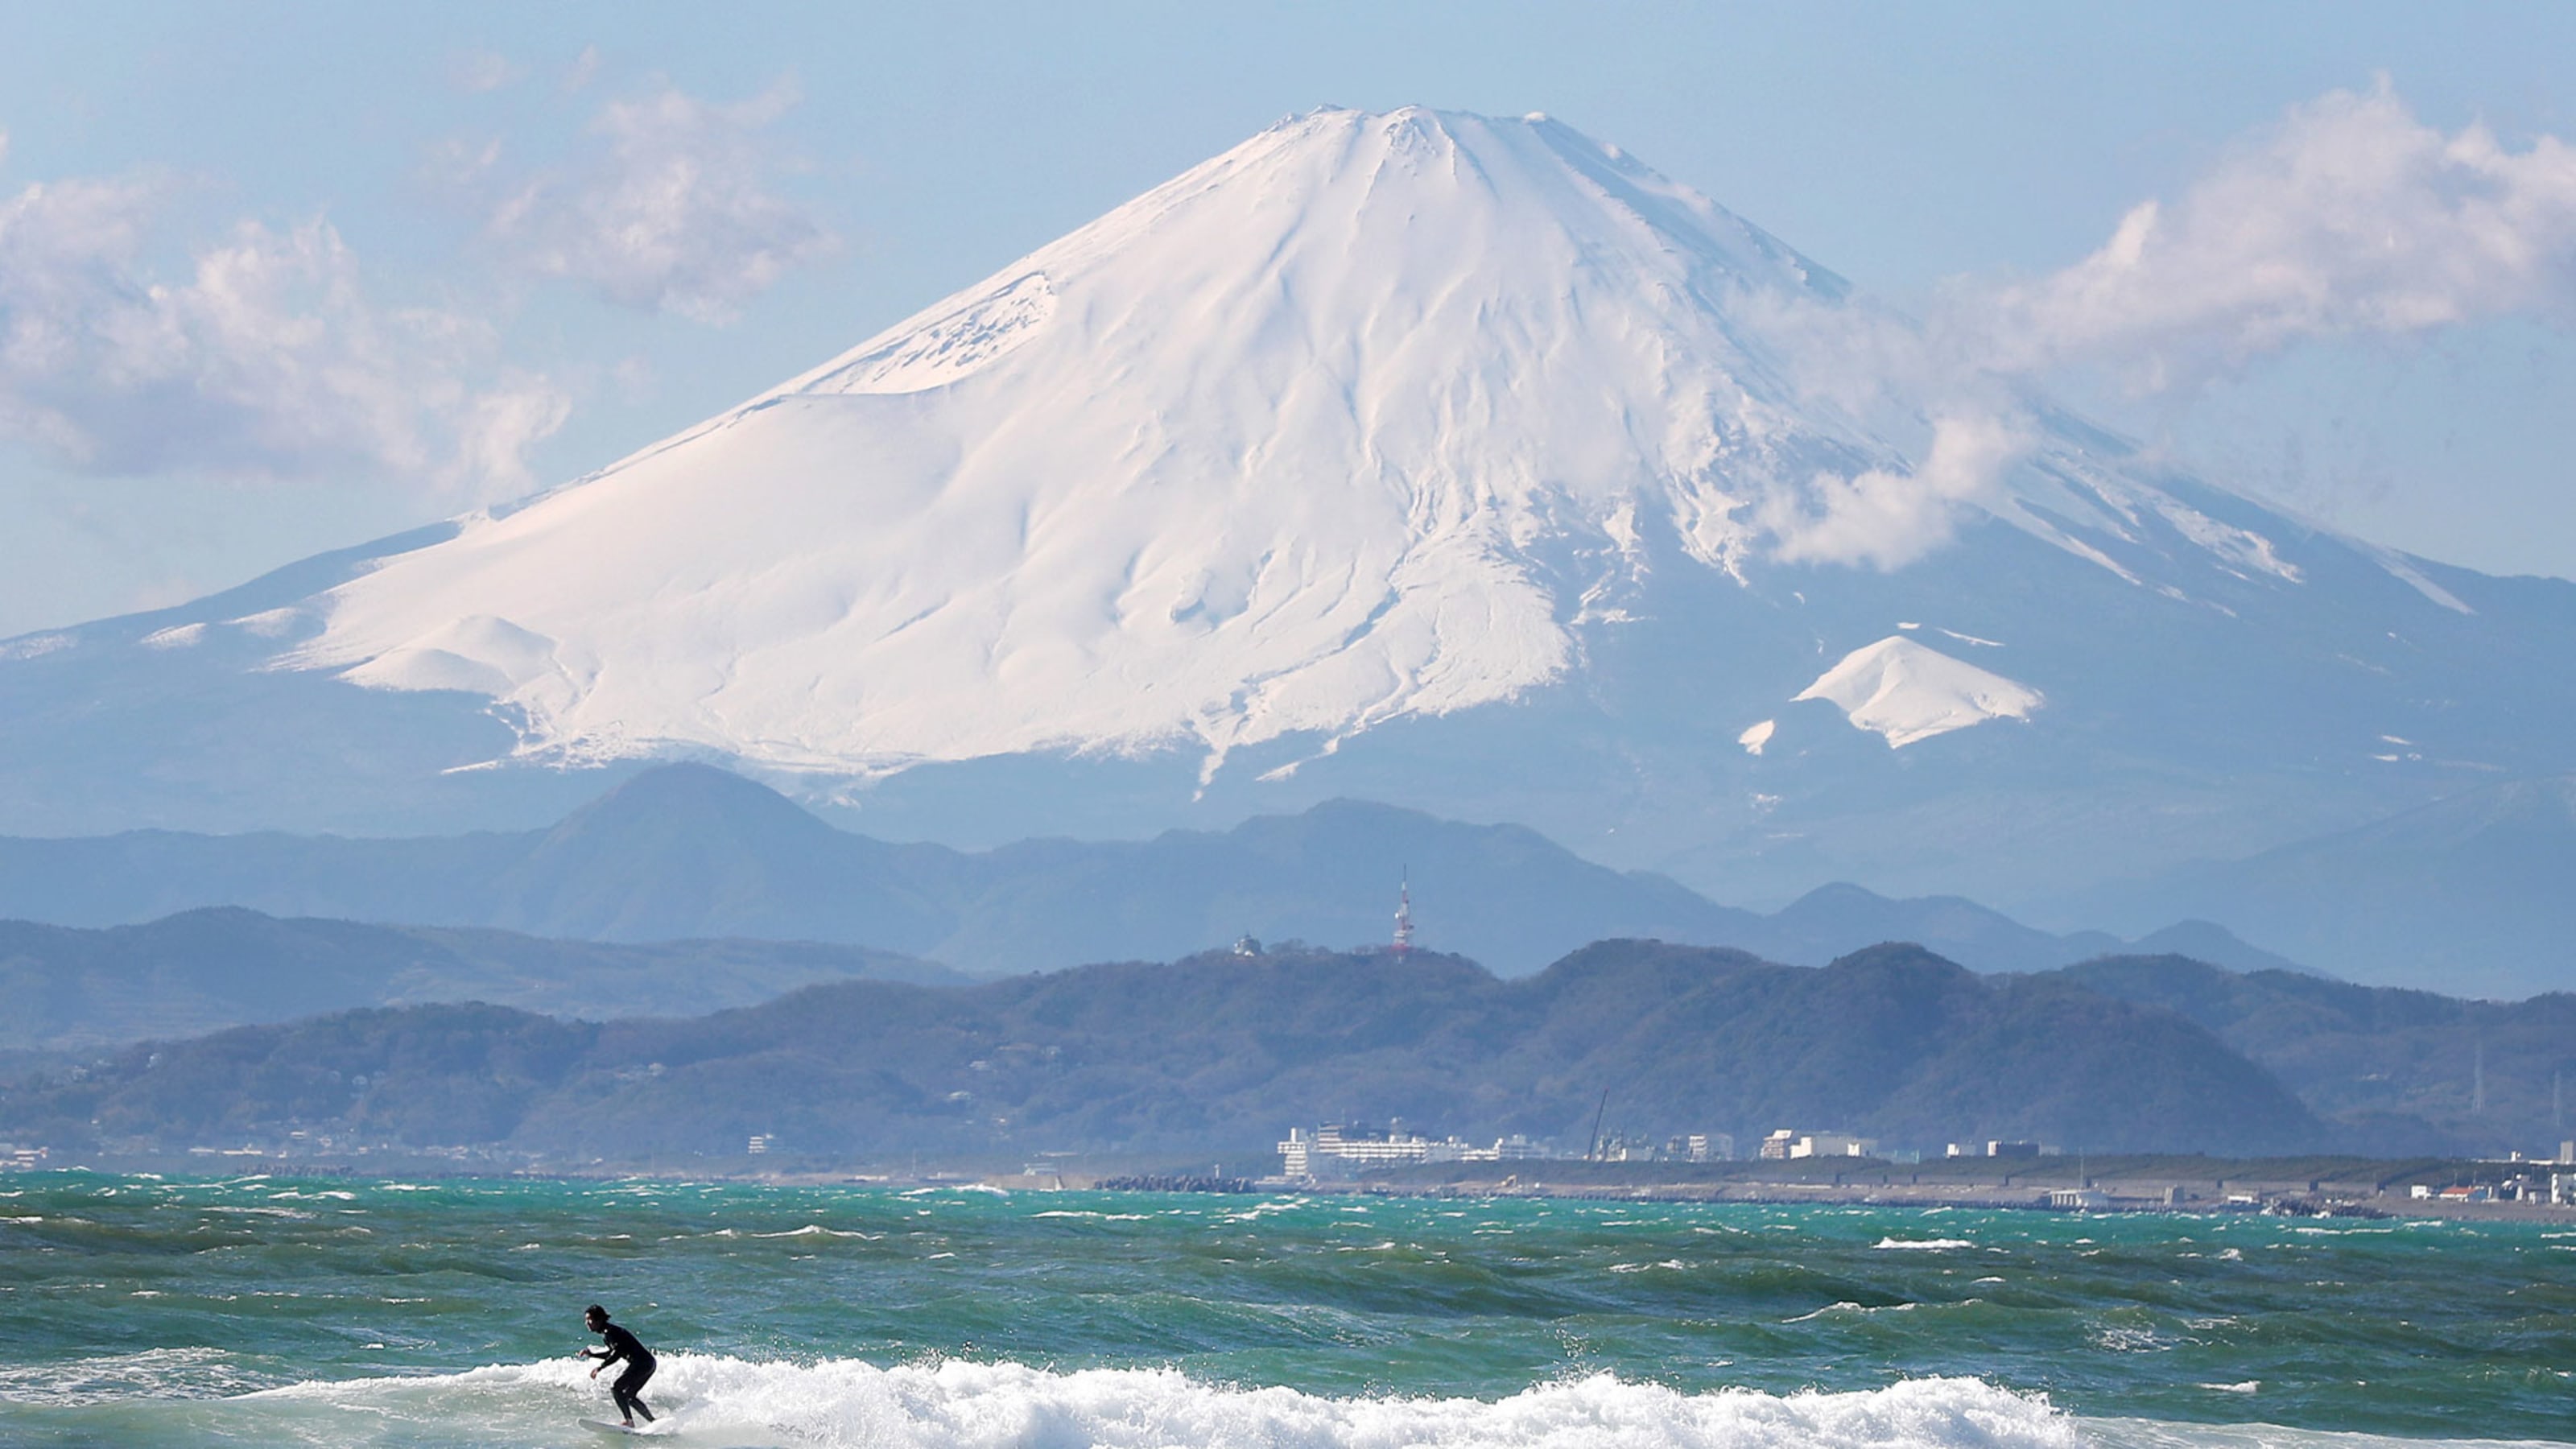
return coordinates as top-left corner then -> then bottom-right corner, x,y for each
1277,1123 -> 1548,1181
1762,1129 -> 1874,1159
1674,1133 -> 1732,1162
1946,1140 -> 2045,1158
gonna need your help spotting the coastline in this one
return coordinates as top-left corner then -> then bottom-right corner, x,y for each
31,1148 -> 2573,1223
1324,1152 -> 2576,1221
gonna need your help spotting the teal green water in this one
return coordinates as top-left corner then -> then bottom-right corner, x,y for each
0,1172 -> 2570,1447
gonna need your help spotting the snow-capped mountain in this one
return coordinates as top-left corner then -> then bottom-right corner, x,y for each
300,108 -> 1876,778
5,107 -> 2572,923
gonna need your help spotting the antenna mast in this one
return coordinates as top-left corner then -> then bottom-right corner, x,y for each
1391,866 -> 1414,956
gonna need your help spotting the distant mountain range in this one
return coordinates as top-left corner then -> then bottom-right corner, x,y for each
0,763 -> 2310,980
0,942 -> 2328,1164
0,907 -> 956,1052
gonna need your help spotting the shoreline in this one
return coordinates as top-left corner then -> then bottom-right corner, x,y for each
1318,1153 -> 2576,1221
18,1150 -> 2576,1222
1298,1174 -> 2576,1223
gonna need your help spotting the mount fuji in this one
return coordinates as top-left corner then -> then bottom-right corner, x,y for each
5,107 -> 2572,919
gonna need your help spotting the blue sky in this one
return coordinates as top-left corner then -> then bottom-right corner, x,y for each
2,1 -> 2570,636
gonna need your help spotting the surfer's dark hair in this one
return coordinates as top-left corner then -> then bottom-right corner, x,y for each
585,1303 -> 607,1319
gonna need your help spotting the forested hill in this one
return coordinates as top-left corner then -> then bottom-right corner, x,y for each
2050,956 -> 2576,1157
0,941 -> 2322,1163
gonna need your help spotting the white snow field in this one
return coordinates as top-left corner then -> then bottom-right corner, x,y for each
294,109 -> 2299,779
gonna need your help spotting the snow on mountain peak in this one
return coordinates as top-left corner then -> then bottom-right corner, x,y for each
1794,636 -> 2043,747
286,107 -> 2294,782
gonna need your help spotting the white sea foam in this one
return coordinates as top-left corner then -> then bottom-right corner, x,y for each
1875,1238 -> 1976,1251
750,1223 -> 881,1239
33,1355 -> 2561,1449
2079,1416 -> 2566,1449
224,1358 -> 2087,1449
0,1346 -> 279,1406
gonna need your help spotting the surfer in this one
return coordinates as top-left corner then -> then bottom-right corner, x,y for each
580,1303 -> 657,1427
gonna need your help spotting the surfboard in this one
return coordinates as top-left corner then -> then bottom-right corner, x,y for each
580,1418 -> 645,1435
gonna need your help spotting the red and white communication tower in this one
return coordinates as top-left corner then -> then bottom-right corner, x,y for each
1391,867 -> 1415,956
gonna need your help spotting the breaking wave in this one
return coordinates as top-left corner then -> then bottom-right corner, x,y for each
179,1357 -> 2087,1449
11,1353 -> 2562,1449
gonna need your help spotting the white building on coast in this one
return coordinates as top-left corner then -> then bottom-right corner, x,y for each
1277,1124 -> 1550,1181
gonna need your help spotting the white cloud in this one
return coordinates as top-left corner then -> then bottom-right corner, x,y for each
1763,414 -> 2028,571
1736,84 -> 2576,570
1969,83 -> 2576,390
1724,285 -> 2035,569
482,77 -> 837,322
0,173 -> 567,496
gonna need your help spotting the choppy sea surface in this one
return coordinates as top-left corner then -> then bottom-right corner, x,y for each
0,1173 -> 2568,1447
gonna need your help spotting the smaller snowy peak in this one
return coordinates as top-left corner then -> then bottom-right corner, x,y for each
1795,637 -> 2042,748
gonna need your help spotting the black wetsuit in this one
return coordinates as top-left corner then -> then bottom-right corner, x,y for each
588,1322 -> 656,1423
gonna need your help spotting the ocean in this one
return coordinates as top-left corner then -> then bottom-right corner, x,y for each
0,1172 -> 2567,1447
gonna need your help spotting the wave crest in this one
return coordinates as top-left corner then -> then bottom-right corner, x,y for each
243,1357 -> 2079,1449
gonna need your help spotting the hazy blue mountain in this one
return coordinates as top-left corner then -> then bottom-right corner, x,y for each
0,765 -> 952,949
0,941 -> 2322,1162
2087,774 -> 2576,997
0,907 -> 957,1051
0,766 -> 2307,980
2120,922 -> 2324,979
473,763 -> 960,945
929,798 -> 1769,974
1752,883 -> 2124,976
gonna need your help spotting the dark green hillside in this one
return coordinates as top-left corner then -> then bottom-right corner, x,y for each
2050,955 -> 2576,1154
22,1004 -> 598,1149
1486,943 -> 2310,1154
0,942 -> 2321,1162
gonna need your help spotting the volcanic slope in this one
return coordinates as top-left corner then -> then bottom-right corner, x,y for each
2,108 -> 2570,909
